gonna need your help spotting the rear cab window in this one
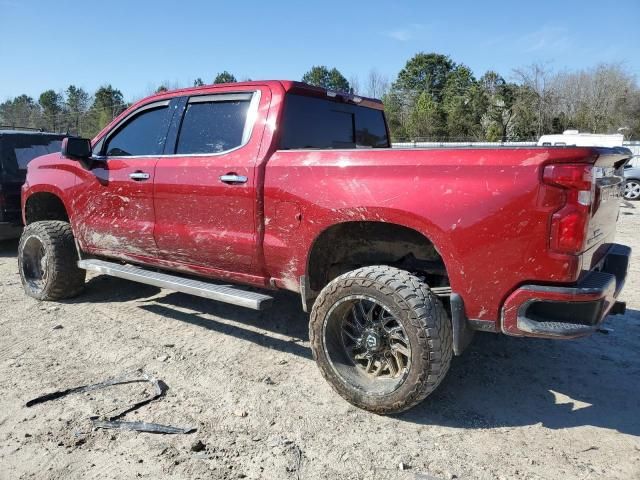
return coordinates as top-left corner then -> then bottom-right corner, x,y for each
279,94 -> 389,150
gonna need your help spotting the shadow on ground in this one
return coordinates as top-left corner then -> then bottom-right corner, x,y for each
0,239 -> 18,258
67,273 -> 640,436
69,275 -> 162,304
140,290 -> 311,360
399,312 -> 640,436
78,275 -> 309,357
133,286 -> 640,437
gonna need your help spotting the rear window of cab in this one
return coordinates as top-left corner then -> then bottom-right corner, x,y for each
279,94 -> 389,150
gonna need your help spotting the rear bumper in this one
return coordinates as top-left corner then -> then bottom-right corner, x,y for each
501,244 -> 630,338
0,222 -> 22,241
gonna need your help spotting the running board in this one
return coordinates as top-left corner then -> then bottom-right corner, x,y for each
431,286 -> 452,296
77,259 -> 273,310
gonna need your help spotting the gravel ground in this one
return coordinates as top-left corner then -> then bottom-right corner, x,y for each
1,206 -> 639,480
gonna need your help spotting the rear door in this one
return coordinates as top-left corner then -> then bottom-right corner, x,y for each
153,88 -> 267,276
74,100 -> 173,259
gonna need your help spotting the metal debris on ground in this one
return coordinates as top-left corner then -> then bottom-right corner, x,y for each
91,419 -> 193,434
25,370 -> 195,434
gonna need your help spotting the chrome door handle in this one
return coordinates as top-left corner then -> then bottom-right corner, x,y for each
219,174 -> 248,184
129,172 -> 150,181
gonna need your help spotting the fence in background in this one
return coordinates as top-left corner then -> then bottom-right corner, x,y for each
392,141 -> 536,148
392,141 -> 640,166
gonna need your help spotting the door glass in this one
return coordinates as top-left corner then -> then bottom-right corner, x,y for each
104,106 -> 168,156
176,100 -> 250,154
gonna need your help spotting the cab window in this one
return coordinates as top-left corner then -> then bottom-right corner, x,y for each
175,93 -> 253,155
103,105 -> 169,157
279,94 -> 389,150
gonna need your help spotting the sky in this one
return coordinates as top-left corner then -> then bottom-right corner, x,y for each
1,0 -> 638,101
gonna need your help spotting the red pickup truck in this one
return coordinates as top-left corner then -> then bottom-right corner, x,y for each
18,81 -> 632,414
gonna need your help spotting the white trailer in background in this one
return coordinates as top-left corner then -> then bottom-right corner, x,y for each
537,130 -> 625,147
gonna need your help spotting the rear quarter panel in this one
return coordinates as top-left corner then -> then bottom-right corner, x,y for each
264,147 -> 599,323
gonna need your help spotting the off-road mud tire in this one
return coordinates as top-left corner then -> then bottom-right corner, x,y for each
18,221 -> 86,300
309,265 -> 453,414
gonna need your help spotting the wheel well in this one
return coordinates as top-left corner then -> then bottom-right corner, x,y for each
306,222 -> 448,295
24,192 -> 69,225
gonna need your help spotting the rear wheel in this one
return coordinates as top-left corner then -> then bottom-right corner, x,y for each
309,266 -> 452,414
18,221 -> 86,300
624,179 -> 640,200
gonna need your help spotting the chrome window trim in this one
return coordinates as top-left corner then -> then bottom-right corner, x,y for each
275,148 -> 388,153
241,90 -> 261,145
104,91 -> 261,160
187,93 -> 253,104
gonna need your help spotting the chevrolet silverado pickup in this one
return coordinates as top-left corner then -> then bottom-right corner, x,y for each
18,81 -> 632,414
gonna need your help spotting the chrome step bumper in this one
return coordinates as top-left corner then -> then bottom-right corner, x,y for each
501,243 -> 631,338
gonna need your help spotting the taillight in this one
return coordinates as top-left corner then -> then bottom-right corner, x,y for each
543,164 -> 595,254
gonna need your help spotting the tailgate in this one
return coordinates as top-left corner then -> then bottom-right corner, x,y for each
584,147 -> 632,266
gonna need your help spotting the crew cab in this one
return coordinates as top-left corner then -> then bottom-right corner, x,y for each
18,81 -> 632,414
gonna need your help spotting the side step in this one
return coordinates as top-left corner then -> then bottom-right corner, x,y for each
430,286 -> 452,297
78,259 -> 273,311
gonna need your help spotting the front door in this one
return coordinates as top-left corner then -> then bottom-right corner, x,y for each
73,100 -> 172,260
153,89 -> 267,276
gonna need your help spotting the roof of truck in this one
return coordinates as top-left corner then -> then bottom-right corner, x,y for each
92,81 -> 386,142
142,80 -> 384,109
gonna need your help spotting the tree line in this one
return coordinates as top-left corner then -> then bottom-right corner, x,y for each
0,71 -> 241,139
1,54 -> 638,141
302,57 -> 639,142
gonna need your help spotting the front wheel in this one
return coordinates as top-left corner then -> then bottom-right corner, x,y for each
624,179 -> 640,200
18,221 -> 86,300
309,266 -> 452,414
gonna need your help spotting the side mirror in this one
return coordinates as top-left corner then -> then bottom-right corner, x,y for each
62,137 -> 92,160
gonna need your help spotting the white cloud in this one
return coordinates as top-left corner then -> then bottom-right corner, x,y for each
520,26 -> 571,53
387,29 -> 412,41
385,24 -> 425,42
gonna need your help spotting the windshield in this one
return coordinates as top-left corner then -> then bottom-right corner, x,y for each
279,94 -> 389,150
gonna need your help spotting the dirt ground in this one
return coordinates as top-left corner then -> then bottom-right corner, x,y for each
1,208 -> 639,480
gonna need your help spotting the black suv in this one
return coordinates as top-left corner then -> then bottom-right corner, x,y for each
0,129 -> 65,240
